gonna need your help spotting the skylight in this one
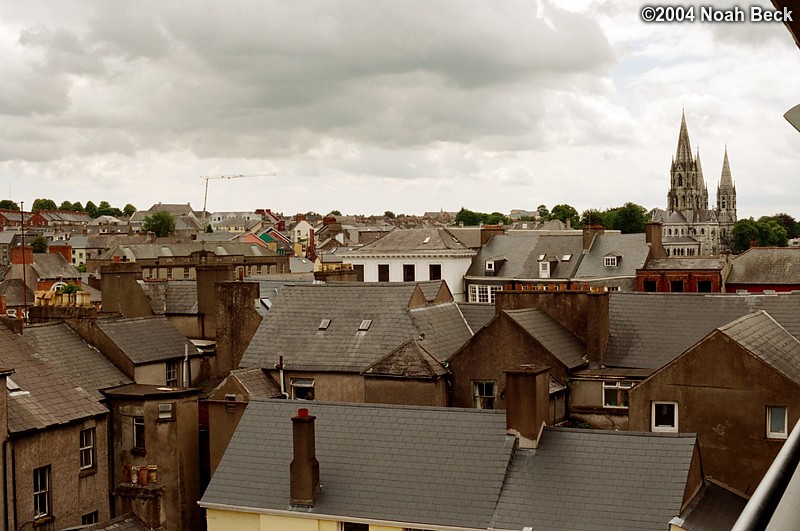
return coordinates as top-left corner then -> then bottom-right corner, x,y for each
319,318 -> 331,330
423,237 -> 431,244
561,254 -> 572,261
359,319 -> 372,331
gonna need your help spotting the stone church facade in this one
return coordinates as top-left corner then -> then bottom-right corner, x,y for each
651,112 -> 737,256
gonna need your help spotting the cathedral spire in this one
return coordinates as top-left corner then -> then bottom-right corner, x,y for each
675,110 -> 693,162
719,145 -> 734,188
696,146 -> 706,188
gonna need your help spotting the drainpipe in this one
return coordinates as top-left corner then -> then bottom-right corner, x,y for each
11,446 -> 17,531
2,438 -> 8,531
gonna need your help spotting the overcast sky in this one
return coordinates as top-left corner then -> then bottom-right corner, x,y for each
1,0 -> 798,219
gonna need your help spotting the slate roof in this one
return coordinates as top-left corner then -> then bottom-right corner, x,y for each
24,322 -> 132,400
5,253 -> 81,282
364,340 -> 449,378
201,400 -> 514,529
95,316 -> 196,364
0,277 -> 35,306
240,282 -> 472,372
605,292 -> 800,369
678,481 -> 747,531
466,233 -> 584,280
203,401 -> 700,530
340,227 -> 475,257
492,428 -> 698,530
457,302 -> 496,332
93,514 -> 164,531
644,257 -> 723,270
222,368 -> 281,398
574,233 -> 649,279
719,311 -> 800,385
97,242 -> 278,260
446,227 -> 483,248
0,325 -> 107,434
139,280 -> 199,315
504,309 -> 587,369
727,247 -> 800,285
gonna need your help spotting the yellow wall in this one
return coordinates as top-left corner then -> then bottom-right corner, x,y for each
205,509 -> 410,531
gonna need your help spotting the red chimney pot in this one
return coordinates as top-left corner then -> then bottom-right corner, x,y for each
298,408 -> 309,418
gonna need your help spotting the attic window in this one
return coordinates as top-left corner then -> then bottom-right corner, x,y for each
604,256 -> 618,267
539,261 -> 550,279
319,318 -> 331,330
358,319 -> 372,331
561,254 -> 572,261
485,260 -> 495,271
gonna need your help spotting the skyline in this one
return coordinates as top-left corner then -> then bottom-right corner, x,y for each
1,1 -> 799,219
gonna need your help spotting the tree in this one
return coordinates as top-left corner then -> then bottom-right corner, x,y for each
32,198 -> 57,211
329,210 -> 342,216
97,201 -> 115,217
61,283 -> 81,294
581,209 -> 606,227
123,204 -> 137,217
606,202 -> 647,234
384,211 -> 396,219
71,202 -> 84,212
549,204 -> 580,227
485,212 -> 510,225
142,211 -> 176,237
0,200 -> 19,210
758,219 -> 789,247
58,201 -> 74,211
732,218 -> 760,252
536,204 -> 550,220
85,201 -> 98,218
455,208 -> 482,226
31,236 -> 48,253
761,213 -> 799,240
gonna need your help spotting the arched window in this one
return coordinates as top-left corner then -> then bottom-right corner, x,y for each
678,176 -> 683,186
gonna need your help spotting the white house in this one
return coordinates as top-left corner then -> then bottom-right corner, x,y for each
338,227 -> 476,301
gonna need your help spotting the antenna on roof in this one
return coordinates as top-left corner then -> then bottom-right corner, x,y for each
199,173 -> 277,228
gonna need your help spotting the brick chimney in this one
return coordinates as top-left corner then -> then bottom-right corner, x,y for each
586,290 -> 609,367
290,408 -> 320,507
505,365 -> 550,448
196,264 -> 234,340
10,245 -> 33,265
100,262 -> 153,317
582,225 -> 604,251
644,222 -> 667,259
480,224 -> 505,246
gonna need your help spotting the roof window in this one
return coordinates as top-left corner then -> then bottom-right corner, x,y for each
358,319 -> 372,331
319,318 -> 331,330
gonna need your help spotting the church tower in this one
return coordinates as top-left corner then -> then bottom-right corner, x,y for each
667,111 -> 709,216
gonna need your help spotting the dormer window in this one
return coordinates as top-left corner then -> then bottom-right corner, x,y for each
485,260 -> 494,272
604,256 -> 618,267
539,261 -> 550,278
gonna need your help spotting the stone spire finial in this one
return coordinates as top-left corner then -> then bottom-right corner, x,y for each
675,110 -> 693,163
719,145 -> 734,188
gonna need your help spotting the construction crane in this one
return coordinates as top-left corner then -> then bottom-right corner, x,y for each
199,173 -> 276,228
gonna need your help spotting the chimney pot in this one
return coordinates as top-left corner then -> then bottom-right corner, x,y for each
298,407 -> 309,418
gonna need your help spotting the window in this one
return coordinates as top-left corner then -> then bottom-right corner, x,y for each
319,318 -> 331,330
643,281 -> 657,292
767,406 -> 788,439
341,524 -> 368,531
353,264 -> 365,282
378,264 -> 390,282
166,267 -> 173,279
166,360 -> 180,387
485,260 -> 495,272
403,264 -> 415,282
603,381 -> 633,408
468,285 -> 503,304
604,256 -> 618,267
697,280 -> 712,293
473,381 -> 496,410
80,428 -> 95,470
82,512 -> 99,525
670,280 -> 684,293
358,319 -> 372,331
539,261 -> 550,278
429,264 -> 442,281
133,416 -> 146,450
33,465 -> 51,518
651,401 -> 678,432
158,403 -> 174,420
291,378 -> 315,400
183,267 -> 190,279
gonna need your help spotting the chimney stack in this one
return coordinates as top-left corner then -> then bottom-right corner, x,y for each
644,222 -> 667,259
290,408 -> 320,507
480,224 -> 505,246
582,225 -> 604,251
505,365 -> 550,448
586,290 -> 609,367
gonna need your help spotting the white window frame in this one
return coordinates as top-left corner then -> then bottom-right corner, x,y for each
291,378 -> 315,400
603,381 -> 633,409
485,260 -> 495,271
539,261 -> 550,278
80,427 -> 95,469
166,360 -> 180,387
651,401 -> 678,433
473,380 -> 496,410
767,406 -> 788,439
604,256 -> 618,267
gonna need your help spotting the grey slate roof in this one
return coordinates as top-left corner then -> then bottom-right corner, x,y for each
719,311 -> 800,385
201,400 -> 514,529
24,322 -> 132,400
466,233 -> 583,280
605,292 -> 800,369
492,428 -> 698,530
644,257 -> 723,270
504,309 -> 587,369
727,247 -> 800,284
574,233 -> 649,279
457,302 -> 496,332
95,316 -> 196,364
240,282 -> 472,372
223,368 -> 281,398
679,481 -> 747,531
364,340 -> 449,378
340,227 -> 474,256
203,401 -> 700,530
98,242 -> 278,260
0,325 -> 107,434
